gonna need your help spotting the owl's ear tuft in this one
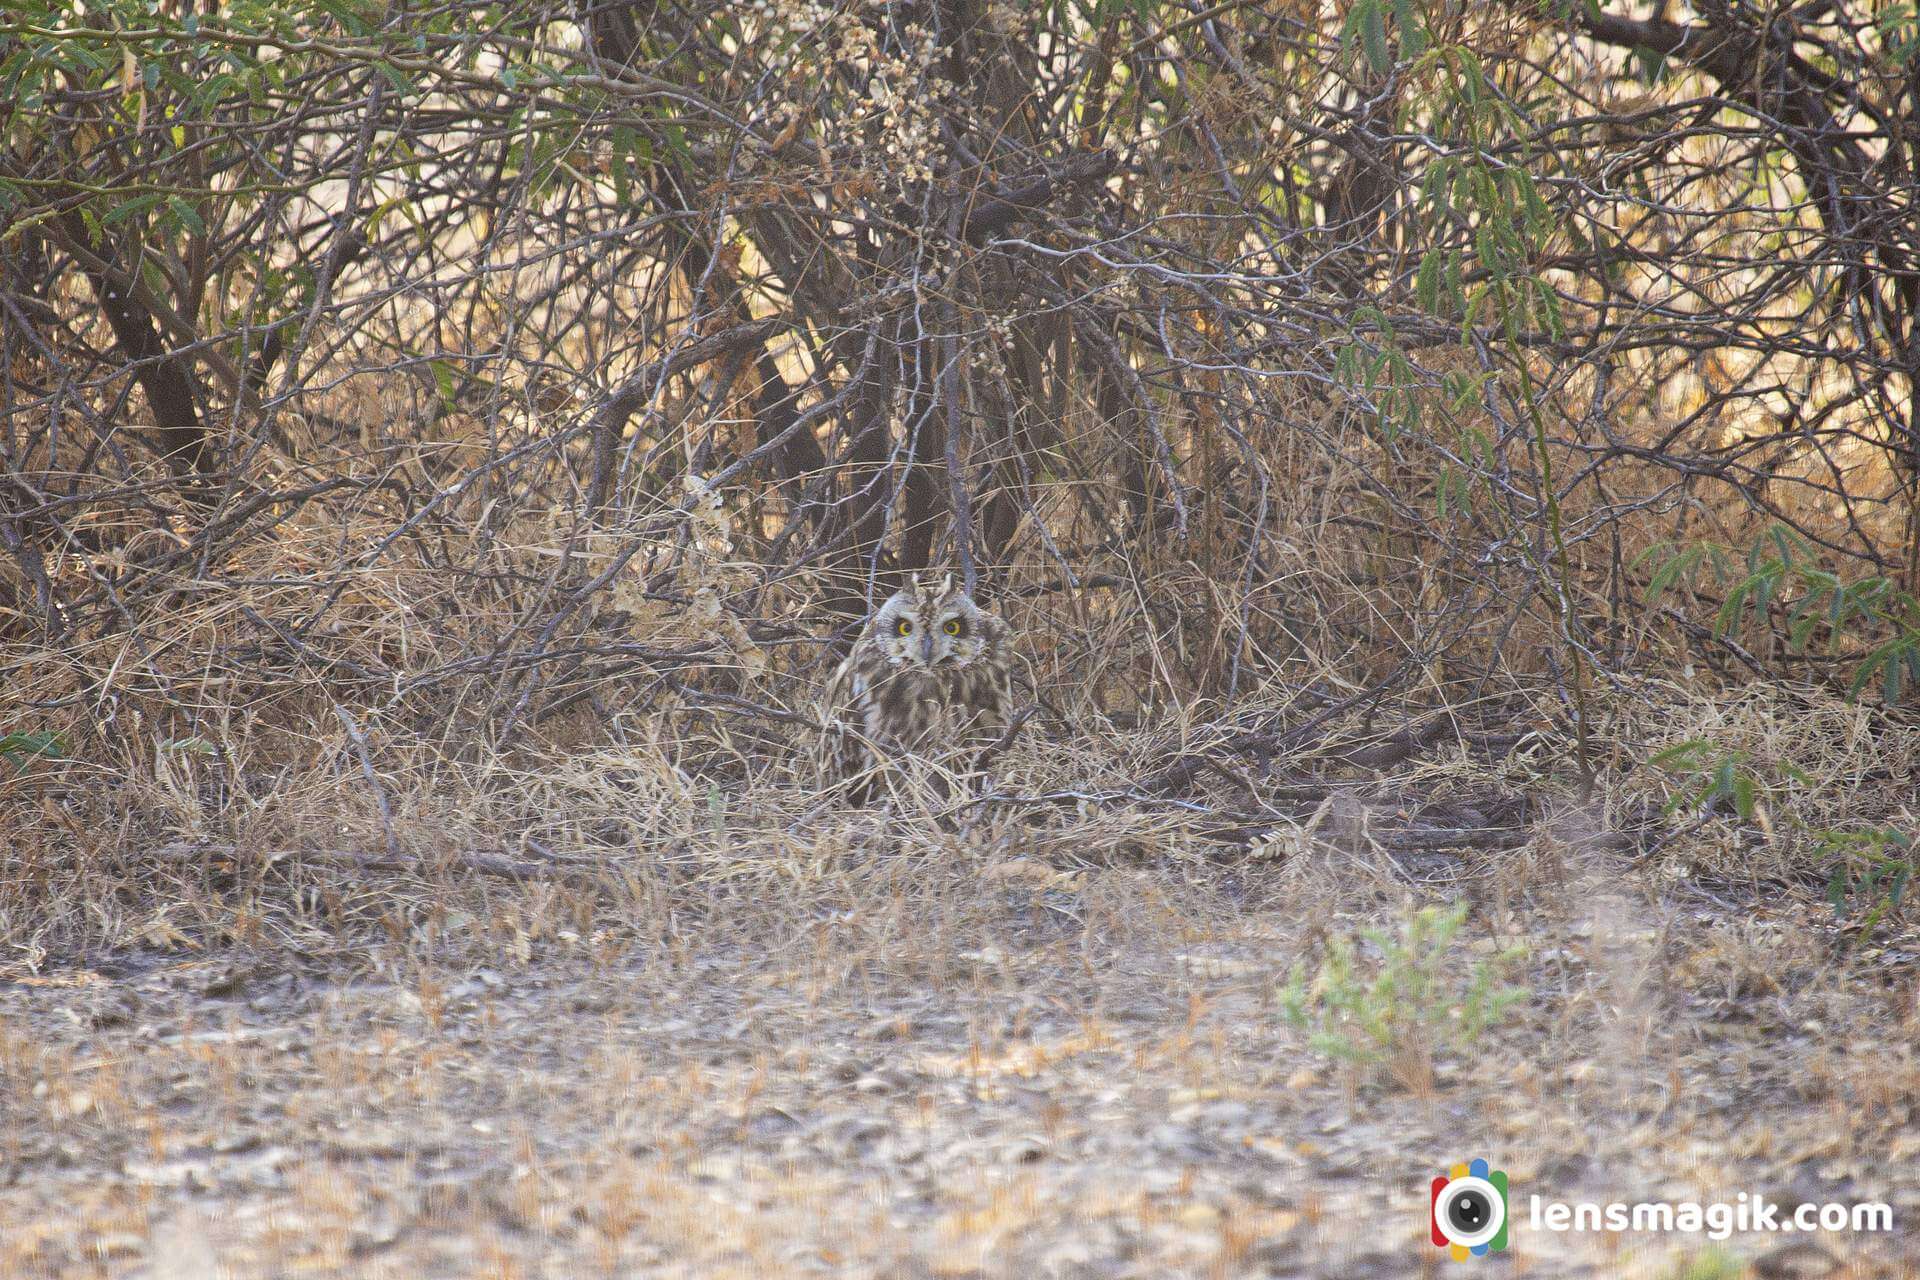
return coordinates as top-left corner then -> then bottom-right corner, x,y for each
939,571 -> 954,597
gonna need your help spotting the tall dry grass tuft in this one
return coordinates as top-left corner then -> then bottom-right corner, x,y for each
6,1 -> 1920,970
5,357 -> 1916,973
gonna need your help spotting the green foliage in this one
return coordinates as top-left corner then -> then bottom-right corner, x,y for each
1333,307 -> 1423,438
1280,903 -> 1527,1087
1326,25 -> 1599,782
1660,1249 -> 1746,1280
0,0 -> 645,378
1342,0 -> 1428,75
1819,826 -> 1915,941
0,730 -> 66,771
1879,2 -> 1920,66
1640,524 -> 1920,702
1645,740 -> 1810,822
1647,745 -> 1911,942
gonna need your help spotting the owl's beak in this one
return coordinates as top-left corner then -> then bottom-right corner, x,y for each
919,628 -> 937,667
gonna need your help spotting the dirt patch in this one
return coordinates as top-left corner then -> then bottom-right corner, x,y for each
4,825 -> 1917,1279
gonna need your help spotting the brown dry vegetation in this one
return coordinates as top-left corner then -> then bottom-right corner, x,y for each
4,0 -> 1920,1276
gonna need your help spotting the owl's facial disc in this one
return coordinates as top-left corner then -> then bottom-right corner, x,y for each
871,592 -> 919,668
872,582 -> 992,671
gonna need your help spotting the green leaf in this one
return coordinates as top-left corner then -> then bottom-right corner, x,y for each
1359,0 -> 1391,73
0,730 -> 65,761
101,192 -> 165,226
378,61 -> 416,94
1849,637 -> 1909,699
315,0 -> 375,35
430,359 -> 459,411
658,121 -> 691,168
1649,740 -> 1706,770
1770,523 -> 1796,564
1710,757 -> 1736,801
1416,249 -> 1441,312
1534,280 -> 1565,341
1730,772 -> 1756,821
167,195 -> 205,235
1715,581 -> 1751,634
1827,865 -> 1849,914
1393,0 -> 1427,58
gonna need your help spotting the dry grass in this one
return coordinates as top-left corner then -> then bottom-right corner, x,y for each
9,1 -> 1920,1269
5,621 -> 1920,1277
5,394 -> 1920,1278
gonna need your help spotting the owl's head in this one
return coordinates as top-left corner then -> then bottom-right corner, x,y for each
867,573 -> 999,671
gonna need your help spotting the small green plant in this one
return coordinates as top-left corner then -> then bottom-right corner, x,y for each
1640,523 -> 1920,702
1819,826 -> 1915,942
1661,1247 -> 1745,1280
1280,903 -> 1527,1092
0,729 -> 65,772
1879,2 -> 1920,67
1646,740 -> 1809,822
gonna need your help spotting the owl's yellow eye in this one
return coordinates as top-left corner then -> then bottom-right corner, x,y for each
943,618 -> 963,636
896,619 -> 913,636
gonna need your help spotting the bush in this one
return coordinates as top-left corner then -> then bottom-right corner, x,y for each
1280,903 -> 1527,1093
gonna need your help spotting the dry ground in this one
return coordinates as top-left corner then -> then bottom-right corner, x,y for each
2,682 -> 1918,1280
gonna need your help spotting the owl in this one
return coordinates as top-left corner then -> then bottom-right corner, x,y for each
816,574 -> 1014,803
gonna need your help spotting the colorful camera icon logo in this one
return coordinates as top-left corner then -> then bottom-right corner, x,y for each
1431,1159 -> 1509,1259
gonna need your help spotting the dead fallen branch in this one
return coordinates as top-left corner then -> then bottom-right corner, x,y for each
142,842 -> 609,886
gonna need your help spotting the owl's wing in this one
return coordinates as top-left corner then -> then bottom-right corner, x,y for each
818,654 -> 855,718
984,610 -> 1016,720
814,655 -> 873,788
959,611 -> 1019,775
